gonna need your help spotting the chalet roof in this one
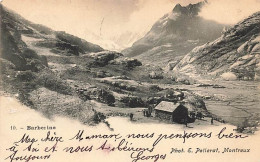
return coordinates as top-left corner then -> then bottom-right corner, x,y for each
154,101 -> 183,112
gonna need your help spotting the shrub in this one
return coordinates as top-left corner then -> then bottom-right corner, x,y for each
37,69 -> 73,95
15,70 -> 36,82
149,85 -> 163,92
149,71 -> 163,79
22,48 -> 39,59
83,88 -> 115,106
92,112 -> 106,124
97,89 -> 115,106
0,58 -> 15,73
26,59 -> 45,72
125,59 -> 142,69
20,48 -> 47,71
120,96 -> 145,108
146,97 -> 163,105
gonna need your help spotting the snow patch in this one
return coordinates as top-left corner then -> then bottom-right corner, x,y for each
162,20 -> 168,27
230,61 -> 243,69
237,41 -> 248,53
221,72 -> 237,81
241,54 -> 253,59
251,43 -> 260,53
168,13 -> 180,21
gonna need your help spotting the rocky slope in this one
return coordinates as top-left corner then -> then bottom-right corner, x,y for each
122,1 -> 225,66
172,11 -> 260,81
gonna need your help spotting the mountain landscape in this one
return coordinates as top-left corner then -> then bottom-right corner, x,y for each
0,1 -> 259,133
122,1 -> 226,66
0,4 -> 208,125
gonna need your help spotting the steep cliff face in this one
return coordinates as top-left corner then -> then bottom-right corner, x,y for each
173,12 -> 260,81
122,1 -> 225,66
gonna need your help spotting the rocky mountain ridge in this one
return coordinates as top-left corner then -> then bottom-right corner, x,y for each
172,11 -> 260,81
122,1 -> 226,66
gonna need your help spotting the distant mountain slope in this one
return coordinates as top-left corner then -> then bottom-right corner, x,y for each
122,1 -> 225,66
173,11 -> 260,81
0,4 -> 103,68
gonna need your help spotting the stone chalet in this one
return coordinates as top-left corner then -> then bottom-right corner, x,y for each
154,101 -> 194,124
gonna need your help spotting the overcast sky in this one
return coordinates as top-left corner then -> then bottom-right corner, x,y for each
2,0 -> 260,49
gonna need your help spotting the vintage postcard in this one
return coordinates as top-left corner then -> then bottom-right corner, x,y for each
0,0 -> 260,162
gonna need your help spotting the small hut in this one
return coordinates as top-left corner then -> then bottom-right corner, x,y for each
154,101 -> 194,123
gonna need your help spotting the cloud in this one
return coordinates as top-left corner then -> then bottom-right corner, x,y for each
200,0 -> 260,24
2,0 -> 173,37
106,0 -> 174,35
